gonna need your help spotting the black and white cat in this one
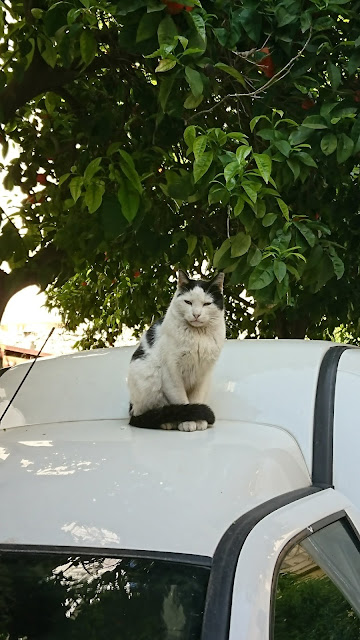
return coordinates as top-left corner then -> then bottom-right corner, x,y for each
128,270 -> 225,431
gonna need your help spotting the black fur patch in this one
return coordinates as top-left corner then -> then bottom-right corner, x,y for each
178,278 -> 224,310
129,404 -> 215,429
131,344 -> 146,361
146,317 -> 164,348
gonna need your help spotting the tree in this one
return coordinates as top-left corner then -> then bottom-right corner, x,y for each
2,0 -> 360,348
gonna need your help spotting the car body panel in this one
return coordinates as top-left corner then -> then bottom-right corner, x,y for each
0,419 -> 309,556
333,349 -> 360,512
228,488 -> 357,640
1,339 -> 335,477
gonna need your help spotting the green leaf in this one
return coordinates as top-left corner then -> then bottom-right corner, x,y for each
274,260 -> 286,283
274,140 -> 291,158
183,93 -> 203,109
262,212 -> 277,227
186,235 -> 197,255
276,198 -> 289,221
158,15 -> 177,46
296,152 -> 317,167
253,153 -> 272,183
193,135 -> 207,159
159,73 -> 176,111
248,260 -> 275,290
248,247 -> 262,266
85,182 -> 105,213
31,7 -> 43,18
208,186 -> 229,205
242,182 -> 257,203
214,63 -> 246,86
348,51 -> 360,76
234,197 -> 245,216
231,232 -> 251,257
117,178 -> 140,223
190,13 -> 206,43
214,237 -> 231,268
39,38 -> 57,68
84,157 -> 102,181
336,133 -> 354,163
80,30 -> 97,67
224,161 -> 239,184
119,150 -> 143,193
193,151 -> 213,183
136,11 -> 160,42
286,159 -> 300,180
320,133 -> 337,156
328,245 -> 344,279
59,173 -> 70,186
184,125 -> 197,151
69,176 -> 83,203
327,61 -> 341,90
302,115 -> 328,130
250,115 -> 270,132
236,145 -> 252,165
294,222 -> 316,247
237,7 -> 262,43
155,58 -> 176,72
185,67 -> 203,98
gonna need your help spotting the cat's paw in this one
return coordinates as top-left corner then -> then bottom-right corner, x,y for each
178,421 -> 197,432
160,423 -> 175,430
196,420 -> 208,431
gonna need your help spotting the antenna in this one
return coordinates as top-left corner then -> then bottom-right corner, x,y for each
0,327 -> 55,426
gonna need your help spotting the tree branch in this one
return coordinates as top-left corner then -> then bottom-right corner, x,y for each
188,29 -> 312,123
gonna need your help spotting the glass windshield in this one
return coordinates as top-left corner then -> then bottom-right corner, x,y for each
0,550 -> 209,640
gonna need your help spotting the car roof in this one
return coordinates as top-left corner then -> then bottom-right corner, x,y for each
0,418 -> 309,557
0,338 -> 350,557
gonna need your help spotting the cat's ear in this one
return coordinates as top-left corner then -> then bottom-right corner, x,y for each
210,272 -> 224,292
177,270 -> 190,287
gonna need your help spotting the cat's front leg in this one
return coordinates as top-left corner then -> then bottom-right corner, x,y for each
188,369 -> 213,431
161,363 -> 189,431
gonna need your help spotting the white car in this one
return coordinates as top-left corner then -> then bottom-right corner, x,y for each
1,339 -> 360,639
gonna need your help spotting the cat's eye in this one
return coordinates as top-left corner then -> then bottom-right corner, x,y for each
203,302 -> 211,306
184,300 -> 192,305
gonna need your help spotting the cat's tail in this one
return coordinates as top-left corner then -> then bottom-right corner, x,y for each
129,404 -> 215,429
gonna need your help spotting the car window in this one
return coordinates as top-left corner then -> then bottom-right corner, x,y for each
0,550 -> 209,640
273,519 -> 360,639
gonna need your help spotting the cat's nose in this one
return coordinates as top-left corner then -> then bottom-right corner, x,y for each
193,312 -> 201,319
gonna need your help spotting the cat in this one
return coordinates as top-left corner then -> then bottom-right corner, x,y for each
128,270 -> 225,431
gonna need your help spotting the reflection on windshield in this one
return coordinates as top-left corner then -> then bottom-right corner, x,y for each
0,551 -> 209,640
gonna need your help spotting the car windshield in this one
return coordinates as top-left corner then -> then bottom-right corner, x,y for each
0,550 -> 210,640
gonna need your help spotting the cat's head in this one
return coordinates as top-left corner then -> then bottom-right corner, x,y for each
172,270 -> 224,328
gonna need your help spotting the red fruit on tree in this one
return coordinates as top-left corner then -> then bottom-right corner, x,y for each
81,282 -> 87,286
258,47 -> 275,79
134,271 -> 141,278
354,90 -> 360,103
184,4 -> 194,10
161,0 -> 184,14
26,195 -> 36,204
36,173 -> 47,185
301,98 -> 315,110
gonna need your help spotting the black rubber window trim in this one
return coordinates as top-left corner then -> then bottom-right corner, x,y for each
0,543 -> 211,568
0,367 -> 9,378
312,344 -> 353,488
269,510 -> 360,638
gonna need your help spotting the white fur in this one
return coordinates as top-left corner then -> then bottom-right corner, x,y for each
128,274 -> 225,431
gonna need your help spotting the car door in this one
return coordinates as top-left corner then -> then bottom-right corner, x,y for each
201,488 -> 360,640
228,488 -> 360,640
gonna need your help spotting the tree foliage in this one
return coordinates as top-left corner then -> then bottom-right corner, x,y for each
2,0 -> 360,346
